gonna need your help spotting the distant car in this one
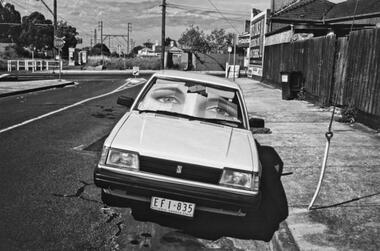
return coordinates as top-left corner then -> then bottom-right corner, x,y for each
94,71 -> 287,239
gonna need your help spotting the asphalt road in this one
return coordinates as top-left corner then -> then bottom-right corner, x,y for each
0,74 -> 271,250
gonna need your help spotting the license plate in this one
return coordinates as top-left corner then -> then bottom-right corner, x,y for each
150,197 -> 195,217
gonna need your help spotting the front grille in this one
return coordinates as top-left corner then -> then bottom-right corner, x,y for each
139,156 -> 222,184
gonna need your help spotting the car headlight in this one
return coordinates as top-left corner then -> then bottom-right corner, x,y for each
219,168 -> 259,191
105,148 -> 139,170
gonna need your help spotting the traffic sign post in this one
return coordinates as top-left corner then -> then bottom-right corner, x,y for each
54,36 -> 65,50
54,36 -> 65,82
132,66 -> 140,78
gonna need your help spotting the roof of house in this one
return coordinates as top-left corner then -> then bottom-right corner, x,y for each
273,0 -> 380,21
273,0 -> 335,20
324,0 -> 380,19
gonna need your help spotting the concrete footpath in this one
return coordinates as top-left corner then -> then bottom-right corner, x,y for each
0,79 -> 75,98
236,78 -> 380,251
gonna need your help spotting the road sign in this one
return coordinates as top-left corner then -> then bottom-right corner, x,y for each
54,36 -> 65,50
132,66 -> 140,76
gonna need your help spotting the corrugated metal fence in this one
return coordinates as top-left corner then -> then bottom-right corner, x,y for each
263,28 -> 380,126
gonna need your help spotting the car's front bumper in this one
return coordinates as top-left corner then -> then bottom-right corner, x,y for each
94,165 -> 261,216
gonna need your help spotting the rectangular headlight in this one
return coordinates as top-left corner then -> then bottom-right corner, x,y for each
219,168 -> 259,191
106,148 -> 139,170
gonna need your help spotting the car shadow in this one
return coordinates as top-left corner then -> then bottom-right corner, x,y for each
129,204 -> 275,241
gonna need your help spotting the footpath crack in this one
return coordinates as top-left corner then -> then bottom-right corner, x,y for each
51,180 -> 102,204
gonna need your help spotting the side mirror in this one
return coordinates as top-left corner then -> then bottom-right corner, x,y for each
117,96 -> 134,108
249,117 -> 265,128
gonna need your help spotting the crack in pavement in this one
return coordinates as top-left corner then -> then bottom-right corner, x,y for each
51,180 -> 103,204
52,180 -> 92,198
115,221 -> 124,237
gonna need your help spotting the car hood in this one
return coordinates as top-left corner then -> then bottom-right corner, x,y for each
109,112 -> 258,172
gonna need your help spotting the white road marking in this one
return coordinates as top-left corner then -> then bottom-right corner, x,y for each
0,80 -> 142,134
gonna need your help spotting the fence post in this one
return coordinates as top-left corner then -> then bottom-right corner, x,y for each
7,60 -> 10,72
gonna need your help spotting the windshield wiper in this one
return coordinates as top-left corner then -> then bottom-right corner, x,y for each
137,109 -> 196,120
201,118 -> 241,127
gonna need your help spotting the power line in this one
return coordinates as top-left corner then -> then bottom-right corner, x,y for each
206,0 -> 239,34
166,10 -> 242,22
167,3 -> 246,16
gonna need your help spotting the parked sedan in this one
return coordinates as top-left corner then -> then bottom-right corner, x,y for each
94,70 -> 287,240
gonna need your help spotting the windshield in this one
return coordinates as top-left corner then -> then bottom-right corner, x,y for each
136,77 -> 243,127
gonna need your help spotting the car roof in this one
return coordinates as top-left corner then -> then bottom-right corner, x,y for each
153,70 -> 240,90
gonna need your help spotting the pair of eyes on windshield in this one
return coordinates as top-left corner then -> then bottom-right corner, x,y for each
136,78 -> 243,126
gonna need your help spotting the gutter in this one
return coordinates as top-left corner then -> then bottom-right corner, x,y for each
323,11 -> 380,23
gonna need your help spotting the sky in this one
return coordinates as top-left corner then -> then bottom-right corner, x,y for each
7,0 -> 346,52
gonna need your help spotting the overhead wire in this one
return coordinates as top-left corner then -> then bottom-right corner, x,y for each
205,0 -> 240,34
167,3 -> 246,16
166,9 -> 242,22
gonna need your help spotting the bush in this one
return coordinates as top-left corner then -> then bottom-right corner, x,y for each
86,56 -> 161,70
338,103 -> 358,123
0,59 -> 7,71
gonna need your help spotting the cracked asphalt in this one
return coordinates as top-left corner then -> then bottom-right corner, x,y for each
0,75 -> 272,250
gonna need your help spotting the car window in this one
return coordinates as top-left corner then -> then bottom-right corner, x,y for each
137,77 -> 243,127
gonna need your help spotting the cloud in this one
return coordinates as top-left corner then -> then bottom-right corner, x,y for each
20,0 -> 270,47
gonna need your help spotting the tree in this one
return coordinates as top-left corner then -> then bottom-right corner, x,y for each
56,21 -> 78,59
165,37 -> 177,47
131,45 -> 144,55
206,28 -> 234,54
143,41 -> 154,49
90,43 -> 110,56
0,3 -> 21,42
0,3 -> 21,23
178,25 -> 209,53
18,11 -> 53,50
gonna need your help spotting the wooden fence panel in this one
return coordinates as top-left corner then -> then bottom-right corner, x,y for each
333,37 -> 348,105
263,29 -> 380,124
263,36 -> 336,105
343,28 -> 380,117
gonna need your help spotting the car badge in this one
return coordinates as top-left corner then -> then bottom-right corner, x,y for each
176,165 -> 183,174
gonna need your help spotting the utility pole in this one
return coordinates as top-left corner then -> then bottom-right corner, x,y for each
53,0 -> 57,58
94,28 -> 97,44
98,21 -> 103,64
127,23 -> 132,54
36,0 -> 57,57
161,0 -> 166,69
233,34 -> 237,82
